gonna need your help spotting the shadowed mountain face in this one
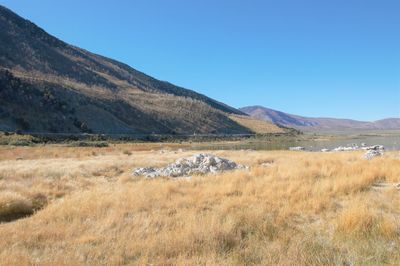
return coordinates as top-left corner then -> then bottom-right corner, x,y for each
0,5 -> 271,135
240,106 -> 400,131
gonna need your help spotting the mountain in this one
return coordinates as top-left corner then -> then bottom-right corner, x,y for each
240,106 -> 400,131
372,118 -> 400,129
0,5 -> 283,135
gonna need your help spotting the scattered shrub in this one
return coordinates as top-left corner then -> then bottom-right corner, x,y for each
8,140 -> 33,146
68,141 -> 109,147
123,150 -> 132,155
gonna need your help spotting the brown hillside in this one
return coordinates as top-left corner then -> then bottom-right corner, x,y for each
0,5 -> 263,135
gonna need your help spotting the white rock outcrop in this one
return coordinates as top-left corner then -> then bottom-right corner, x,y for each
332,144 -> 385,153
133,153 -> 247,178
363,149 -> 383,160
333,146 -> 358,152
361,145 -> 385,151
289,146 -> 305,151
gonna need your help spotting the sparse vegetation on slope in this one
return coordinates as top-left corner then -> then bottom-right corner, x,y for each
0,6 -> 259,135
0,144 -> 399,265
229,115 -> 285,134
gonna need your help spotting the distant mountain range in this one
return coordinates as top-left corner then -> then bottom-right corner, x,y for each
0,5 -> 283,135
240,106 -> 400,131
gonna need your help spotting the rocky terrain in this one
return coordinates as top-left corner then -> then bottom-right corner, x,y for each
291,144 -> 385,159
363,149 -> 383,160
133,153 -> 247,178
241,105 -> 400,131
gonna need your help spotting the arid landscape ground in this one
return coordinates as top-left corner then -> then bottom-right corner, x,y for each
0,141 -> 399,265
0,3 -> 399,266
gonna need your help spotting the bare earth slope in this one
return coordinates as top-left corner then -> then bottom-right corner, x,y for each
0,5 -> 268,135
240,106 -> 400,131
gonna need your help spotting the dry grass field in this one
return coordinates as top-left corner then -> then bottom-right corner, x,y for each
229,115 -> 285,134
0,143 -> 400,265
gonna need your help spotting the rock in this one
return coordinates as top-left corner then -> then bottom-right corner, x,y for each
361,145 -> 385,151
333,146 -> 358,152
261,162 -> 273,167
363,149 -> 383,160
132,167 -> 158,178
132,154 -> 248,178
321,149 -> 330,152
289,146 -> 305,151
331,144 -> 385,153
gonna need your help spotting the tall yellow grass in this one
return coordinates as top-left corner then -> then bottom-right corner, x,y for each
0,144 -> 399,265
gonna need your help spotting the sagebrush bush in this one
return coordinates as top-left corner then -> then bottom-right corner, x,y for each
68,141 -> 109,147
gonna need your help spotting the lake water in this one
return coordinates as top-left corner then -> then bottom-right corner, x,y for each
192,135 -> 400,151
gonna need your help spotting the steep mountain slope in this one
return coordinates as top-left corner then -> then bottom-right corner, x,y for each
240,106 -> 400,131
0,5 -> 281,135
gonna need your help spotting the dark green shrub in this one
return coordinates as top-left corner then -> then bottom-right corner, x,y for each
68,141 -> 109,147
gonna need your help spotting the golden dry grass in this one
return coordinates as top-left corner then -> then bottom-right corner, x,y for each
0,144 -> 399,265
229,115 -> 284,134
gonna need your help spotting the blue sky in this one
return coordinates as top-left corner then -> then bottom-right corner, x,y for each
1,0 -> 399,121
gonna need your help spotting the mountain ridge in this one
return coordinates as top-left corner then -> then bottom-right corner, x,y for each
240,105 -> 400,131
0,5 -> 284,135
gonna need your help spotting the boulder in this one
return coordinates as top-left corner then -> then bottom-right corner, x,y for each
361,145 -> 385,151
333,146 -> 358,152
363,149 -> 383,160
289,146 -> 305,151
133,154 -> 247,178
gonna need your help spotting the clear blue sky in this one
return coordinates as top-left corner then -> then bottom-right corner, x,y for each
1,0 -> 399,121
